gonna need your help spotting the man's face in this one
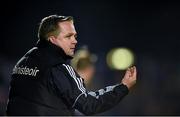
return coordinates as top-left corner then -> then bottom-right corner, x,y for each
49,21 -> 77,57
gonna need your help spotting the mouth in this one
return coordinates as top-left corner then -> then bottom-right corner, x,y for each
70,46 -> 76,51
70,48 -> 75,51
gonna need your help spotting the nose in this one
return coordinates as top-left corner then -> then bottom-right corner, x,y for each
72,37 -> 77,44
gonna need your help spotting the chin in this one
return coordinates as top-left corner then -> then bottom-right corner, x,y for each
68,53 -> 74,57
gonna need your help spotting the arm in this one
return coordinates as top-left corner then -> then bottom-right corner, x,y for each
51,64 -> 136,115
75,83 -> 129,115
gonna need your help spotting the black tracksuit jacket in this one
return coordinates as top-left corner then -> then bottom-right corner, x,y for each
6,39 -> 129,115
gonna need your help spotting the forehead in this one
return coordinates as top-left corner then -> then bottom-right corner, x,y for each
58,21 -> 76,34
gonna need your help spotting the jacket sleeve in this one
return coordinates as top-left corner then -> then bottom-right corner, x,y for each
51,64 -> 129,115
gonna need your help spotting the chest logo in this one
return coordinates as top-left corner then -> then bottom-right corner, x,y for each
12,65 -> 40,77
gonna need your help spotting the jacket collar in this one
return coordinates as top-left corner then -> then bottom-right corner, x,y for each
35,39 -> 72,65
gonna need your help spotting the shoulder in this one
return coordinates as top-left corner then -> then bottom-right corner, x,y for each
51,63 -> 81,82
52,64 -> 76,77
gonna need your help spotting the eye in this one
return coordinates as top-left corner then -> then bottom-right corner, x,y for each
65,33 -> 77,39
74,34 -> 77,39
65,35 -> 71,39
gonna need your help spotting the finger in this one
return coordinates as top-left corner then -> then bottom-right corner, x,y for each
124,69 -> 131,78
132,66 -> 135,73
129,66 -> 134,73
128,66 -> 135,78
132,66 -> 137,78
125,69 -> 131,75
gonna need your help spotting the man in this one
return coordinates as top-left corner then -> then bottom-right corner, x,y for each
71,46 -> 96,89
71,47 -> 97,115
6,15 -> 137,116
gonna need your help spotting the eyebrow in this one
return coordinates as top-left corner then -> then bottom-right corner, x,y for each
65,33 -> 77,37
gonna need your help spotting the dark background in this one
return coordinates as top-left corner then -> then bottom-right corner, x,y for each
0,0 -> 180,115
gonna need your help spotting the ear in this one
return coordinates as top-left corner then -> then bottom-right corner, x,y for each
48,36 -> 57,45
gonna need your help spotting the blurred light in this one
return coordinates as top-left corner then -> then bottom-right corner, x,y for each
106,48 -> 134,70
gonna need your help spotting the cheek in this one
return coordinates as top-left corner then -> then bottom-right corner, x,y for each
57,40 -> 66,49
64,43 -> 70,49
55,40 -> 62,47
57,39 -> 71,52
62,42 -> 71,52
65,42 -> 71,49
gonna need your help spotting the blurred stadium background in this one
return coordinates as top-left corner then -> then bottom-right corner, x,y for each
0,0 -> 180,115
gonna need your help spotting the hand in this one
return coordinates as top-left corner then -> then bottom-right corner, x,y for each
121,66 -> 137,90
